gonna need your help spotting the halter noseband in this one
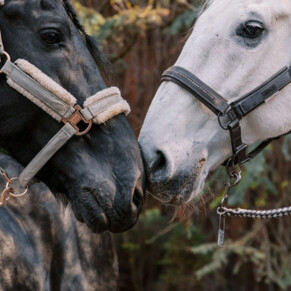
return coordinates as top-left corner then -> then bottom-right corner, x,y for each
162,65 -> 291,166
161,64 -> 291,246
0,30 -> 130,206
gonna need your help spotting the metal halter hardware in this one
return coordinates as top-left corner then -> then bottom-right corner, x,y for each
61,105 -> 93,136
161,64 -> 291,246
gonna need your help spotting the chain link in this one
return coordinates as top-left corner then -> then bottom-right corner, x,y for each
218,206 -> 291,219
216,166 -> 291,246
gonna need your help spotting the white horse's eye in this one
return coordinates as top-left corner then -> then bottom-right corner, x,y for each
236,21 -> 265,39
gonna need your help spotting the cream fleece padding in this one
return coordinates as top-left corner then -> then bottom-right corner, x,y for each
92,100 -> 130,124
84,87 -> 131,124
7,78 -> 63,122
0,0 -> 4,6
84,87 -> 122,106
15,59 -> 76,106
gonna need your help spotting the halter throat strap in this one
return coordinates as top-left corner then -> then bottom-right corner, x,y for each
161,65 -> 291,166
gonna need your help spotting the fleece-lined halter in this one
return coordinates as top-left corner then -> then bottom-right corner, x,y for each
0,4 -> 130,203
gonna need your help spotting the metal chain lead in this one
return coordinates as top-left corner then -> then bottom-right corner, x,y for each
218,206 -> 291,219
216,164 -> 291,246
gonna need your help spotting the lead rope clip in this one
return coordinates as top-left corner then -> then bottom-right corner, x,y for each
217,165 -> 242,246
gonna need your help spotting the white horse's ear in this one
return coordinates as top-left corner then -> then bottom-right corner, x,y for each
0,0 -> 4,6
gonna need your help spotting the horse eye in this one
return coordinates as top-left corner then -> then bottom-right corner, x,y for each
40,31 -> 61,45
236,21 -> 265,39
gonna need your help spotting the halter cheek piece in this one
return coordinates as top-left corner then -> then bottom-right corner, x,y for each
0,30 -> 130,206
161,64 -> 291,246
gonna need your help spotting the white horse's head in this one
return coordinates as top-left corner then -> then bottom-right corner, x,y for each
139,0 -> 291,208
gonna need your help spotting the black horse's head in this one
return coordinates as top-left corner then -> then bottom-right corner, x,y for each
0,0 -> 145,233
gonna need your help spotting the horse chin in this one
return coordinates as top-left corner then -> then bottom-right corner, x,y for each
67,183 -> 143,234
70,190 -> 110,233
148,167 -> 207,207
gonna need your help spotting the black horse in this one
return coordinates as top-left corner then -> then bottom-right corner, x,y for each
0,153 -> 118,290
0,0 -> 145,233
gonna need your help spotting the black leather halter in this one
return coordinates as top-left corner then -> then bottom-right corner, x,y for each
161,65 -> 291,166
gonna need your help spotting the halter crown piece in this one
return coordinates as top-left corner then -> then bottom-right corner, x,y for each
162,64 -> 291,246
0,27 -> 130,207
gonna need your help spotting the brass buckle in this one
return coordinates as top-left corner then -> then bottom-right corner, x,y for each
62,105 -> 92,136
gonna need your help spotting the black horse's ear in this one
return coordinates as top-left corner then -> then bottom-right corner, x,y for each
85,34 -> 115,85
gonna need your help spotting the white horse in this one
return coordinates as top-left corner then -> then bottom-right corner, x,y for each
139,0 -> 291,213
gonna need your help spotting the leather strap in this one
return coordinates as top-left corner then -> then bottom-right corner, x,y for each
227,120 -> 247,165
161,65 -> 291,166
233,66 -> 291,118
162,66 -> 229,115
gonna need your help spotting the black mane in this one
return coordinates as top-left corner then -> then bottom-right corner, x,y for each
62,0 -> 113,82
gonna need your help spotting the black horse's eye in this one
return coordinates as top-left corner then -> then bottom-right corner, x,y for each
40,30 -> 61,45
236,21 -> 265,39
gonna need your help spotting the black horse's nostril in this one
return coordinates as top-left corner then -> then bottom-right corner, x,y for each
132,189 -> 143,209
132,179 -> 144,212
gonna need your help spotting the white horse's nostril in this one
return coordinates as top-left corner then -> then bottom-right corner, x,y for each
146,149 -> 173,184
150,150 -> 166,172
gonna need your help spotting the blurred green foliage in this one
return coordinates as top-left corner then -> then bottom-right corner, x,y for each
74,1 -> 291,290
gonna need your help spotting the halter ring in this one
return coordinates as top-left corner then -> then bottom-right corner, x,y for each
6,178 -> 29,198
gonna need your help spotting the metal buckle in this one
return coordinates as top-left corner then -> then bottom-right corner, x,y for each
62,105 -> 92,136
218,108 -> 240,130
